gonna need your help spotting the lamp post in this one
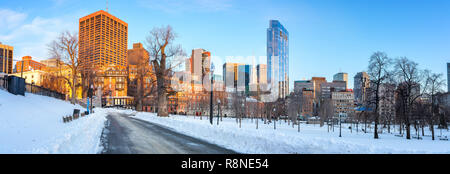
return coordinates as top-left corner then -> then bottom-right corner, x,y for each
273,107 -> 276,130
209,63 -> 215,125
339,113 -> 342,137
217,99 -> 221,125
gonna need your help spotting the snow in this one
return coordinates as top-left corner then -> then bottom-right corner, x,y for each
133,112 -> 450,154
1,87 -> 449,154
0,90 -> 109,154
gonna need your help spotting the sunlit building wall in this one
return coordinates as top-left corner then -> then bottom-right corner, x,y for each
79,10 -> 128,71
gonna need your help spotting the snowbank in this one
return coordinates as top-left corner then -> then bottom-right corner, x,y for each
134,113 -> 450,154
0,90 -> 108,154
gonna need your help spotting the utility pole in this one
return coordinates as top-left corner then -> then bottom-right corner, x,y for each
21,59 -> 24,78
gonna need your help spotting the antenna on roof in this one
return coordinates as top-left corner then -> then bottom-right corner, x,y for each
106,0 -> 109,12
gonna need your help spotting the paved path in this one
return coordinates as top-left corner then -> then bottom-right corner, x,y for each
101,112 -> 236,154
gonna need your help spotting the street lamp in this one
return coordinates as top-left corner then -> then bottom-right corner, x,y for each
339,113 -> 342,137
217,99 -> 221,125
273,107 -> 276,130
209,63 -> 215,125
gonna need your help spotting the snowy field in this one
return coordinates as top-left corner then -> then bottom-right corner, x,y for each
1,87 -> 449,154
134,112 -> 450,154
0,90 -> 112,154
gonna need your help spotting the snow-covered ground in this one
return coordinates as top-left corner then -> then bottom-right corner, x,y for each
0,89 -> 112,154
1,87 -> 449,154
134,112 -> 450,154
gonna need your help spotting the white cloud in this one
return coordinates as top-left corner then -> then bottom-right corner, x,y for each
0,9 -> 28,30
0,9 -> 78,61
138,0 -> 233,14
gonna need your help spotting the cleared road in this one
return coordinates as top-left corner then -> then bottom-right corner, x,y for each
101,112 -> 236,154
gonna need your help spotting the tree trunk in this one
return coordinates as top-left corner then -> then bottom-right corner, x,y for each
374,113 -> 379,139
71,75 -> 77,104
431,124 -> 435,140
421,124 -> 424,136
406,123 -> 411,139
157,84 -> 168,117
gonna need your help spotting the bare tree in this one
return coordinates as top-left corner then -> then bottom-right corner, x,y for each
366,51 -> 392,139
128,48 -> 157,111
231,91 -> 245,127
394,57 -> 428,139
288,92 -> 301,129
319,98 -> 334,130
145,26 -> 185,117
425,72 -> 445,140
48,31 -> 79,104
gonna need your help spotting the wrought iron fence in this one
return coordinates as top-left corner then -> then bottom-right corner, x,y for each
25,83 -> 66,100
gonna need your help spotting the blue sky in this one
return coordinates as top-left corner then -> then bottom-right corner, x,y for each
1,0 -> 449,90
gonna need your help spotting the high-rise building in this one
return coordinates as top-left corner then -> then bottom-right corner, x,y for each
255,64 -> 268,95
15,56 -> 46,73
0,43 -> 13,74
256,64 -> 267,85
294,80 -> 314,93
223,63 -> 243,92
186,49 -> 211,84
320,81 -> 347,99
127,43 -> 153,98
332,90 -> 354,119
333,72 -> 348,89
79,10 -> 128,71
267,20 -> 289,99
378,83 -> 396,120
237,64 -> 251,95
311,77 -> 327,99
354,72 -> 370,105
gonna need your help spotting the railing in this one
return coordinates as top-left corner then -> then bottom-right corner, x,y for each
25,83 -> 66,100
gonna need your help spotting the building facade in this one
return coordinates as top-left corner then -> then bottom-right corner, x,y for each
354,72 -> 370,105
15,56 -> 46,73
267,20 -> 289,99
40,58 -> 62,68
0,43 -> 13,74
237,64 -> 251,95
321,81 -> 347,99
79,10 -> 128,71
378,83 -> 396,121
223,63 -> 244,92
186,49 -> 211,85
332,90 -> 355,119
333,72 -> 348,89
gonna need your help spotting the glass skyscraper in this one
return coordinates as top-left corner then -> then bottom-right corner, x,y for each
267,20 -> 289,99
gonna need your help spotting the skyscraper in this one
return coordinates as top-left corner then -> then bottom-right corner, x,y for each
354,72 -> 370,105
223,63 -> 243,92
0,43 -> 13,74
237,64 -> 251,95
186,49 -> 211,84
79,10 -> 128,71
333,72 -> 348,89
256,64 -> 267,85
267,20 -> 289,99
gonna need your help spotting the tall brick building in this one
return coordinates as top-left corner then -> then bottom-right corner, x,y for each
79,10 -> 128,71
0,43 -> 13,74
